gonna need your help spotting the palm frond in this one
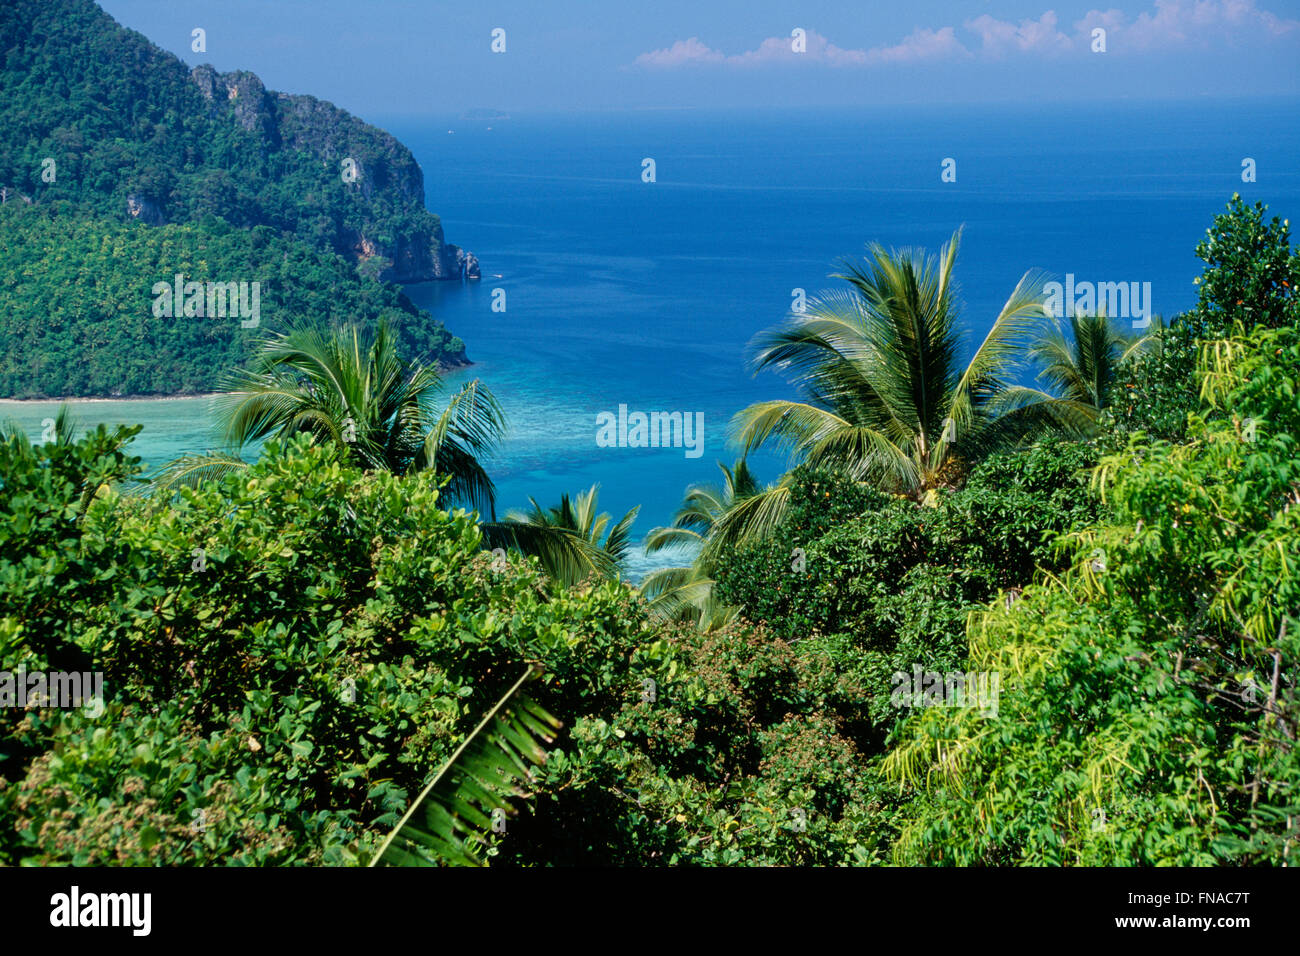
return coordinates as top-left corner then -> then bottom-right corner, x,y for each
3,403 -> 81,449
699,480 -> 794,566
639,566 -> 719,624
211,319 -> 504,514
480,520 -> 617,587
802,423 -> 920,490
144,451 -> 250,496
950,267 -> 1049,420
423,378 -> 506,516
730,400 -> 854,459
601,503 -> 641,566
643,524 -> 705,554
735,230 -> 1062,508
370,668 -> 561,867
493,483 -> 637,585
977,387 -> 1100,448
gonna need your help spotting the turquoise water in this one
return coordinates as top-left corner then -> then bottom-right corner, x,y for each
7,101 -> 1299,578
1,396 -> 220,467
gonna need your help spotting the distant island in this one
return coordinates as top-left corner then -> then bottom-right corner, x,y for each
0,0 -> 474,399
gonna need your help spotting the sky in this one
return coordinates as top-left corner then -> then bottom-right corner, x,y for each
97,0 -> 1300,117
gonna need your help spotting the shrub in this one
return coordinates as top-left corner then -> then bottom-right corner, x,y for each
886,323 -> 1300,865
1,432 -> 890,866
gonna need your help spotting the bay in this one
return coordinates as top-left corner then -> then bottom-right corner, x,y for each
6,100 -> 1298,579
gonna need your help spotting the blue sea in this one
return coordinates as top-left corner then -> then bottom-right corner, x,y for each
7,99 -> 1299,578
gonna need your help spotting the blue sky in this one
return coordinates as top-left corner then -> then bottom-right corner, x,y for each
99,0 -> 1300,116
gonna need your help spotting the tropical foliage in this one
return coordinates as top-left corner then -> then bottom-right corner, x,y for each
0,431 -> 888,866
161,320 -> 502,516
3,196 -> 1297,867
1192,193 -> 1299,335
886,321 -> 1300,864
372,669 -> 561,867
0,434 -> 645,864
1028,310 -> 1148,430
639,460 -> 761,626
716,229 -> 1075,560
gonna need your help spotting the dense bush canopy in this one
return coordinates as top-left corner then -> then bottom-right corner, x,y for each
1,196 -> 1296,866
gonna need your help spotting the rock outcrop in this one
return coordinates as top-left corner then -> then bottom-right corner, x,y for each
191,67 -> 280,144
457,249 -> 482,280
125,194 -> 165,225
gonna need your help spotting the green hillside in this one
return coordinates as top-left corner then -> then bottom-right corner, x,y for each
0,202 -> 465,398
0,0 -> 468,280
0,0 -> 472,397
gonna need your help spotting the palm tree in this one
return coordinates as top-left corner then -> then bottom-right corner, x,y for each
638,459 -> 759,626
715,228 -> 1065,555
1028,308 -> 1150,432
484,484 -> 639,589
154,320 -> 505,517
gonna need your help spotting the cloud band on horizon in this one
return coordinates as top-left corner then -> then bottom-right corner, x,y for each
630,0 -> 1299,70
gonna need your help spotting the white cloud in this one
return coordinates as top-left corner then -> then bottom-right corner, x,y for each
633,37 -> 725,68
865,27 -> 969,65
1074,0 -> 1299,50
727,31 -> 868,67
964,12 -> 1073,56
633,27 -> 965,70
630,3 -> 1298,71
635,30 -> 871,69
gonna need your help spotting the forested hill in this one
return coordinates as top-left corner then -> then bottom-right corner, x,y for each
0,0 -> 473,399
0,0 -> 471,282
0,203 -> 466,399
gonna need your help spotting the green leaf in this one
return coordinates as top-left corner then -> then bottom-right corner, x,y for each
370,668 -> 562,867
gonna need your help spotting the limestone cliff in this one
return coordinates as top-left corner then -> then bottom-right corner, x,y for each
189,65 -> 471,283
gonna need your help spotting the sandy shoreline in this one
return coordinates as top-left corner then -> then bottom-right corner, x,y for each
0,393 -> 221,405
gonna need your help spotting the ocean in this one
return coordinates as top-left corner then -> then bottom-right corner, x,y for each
6,99 -> 1298,578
